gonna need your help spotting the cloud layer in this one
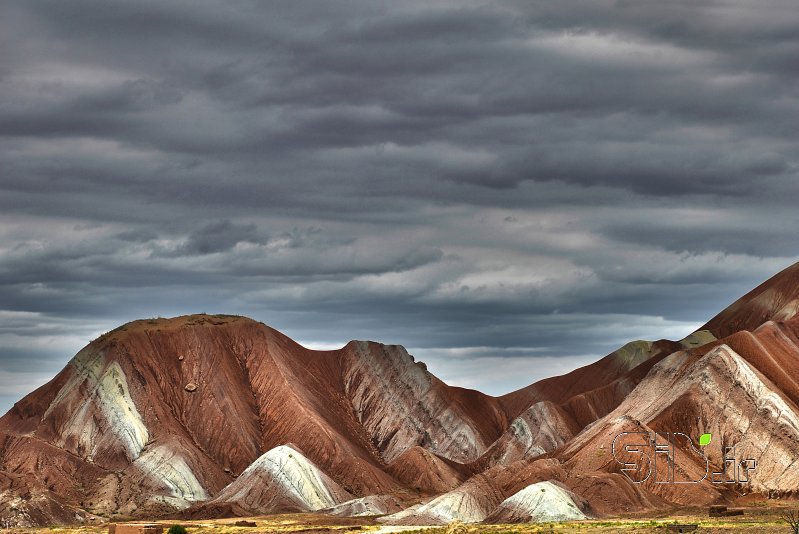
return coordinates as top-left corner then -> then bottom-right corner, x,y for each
1,0 -> 798,411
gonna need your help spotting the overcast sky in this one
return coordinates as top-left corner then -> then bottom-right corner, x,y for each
1,0 -> 798,413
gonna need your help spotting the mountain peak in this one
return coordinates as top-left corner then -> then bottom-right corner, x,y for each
97,313 -> 250,340
702,261 -> 799,337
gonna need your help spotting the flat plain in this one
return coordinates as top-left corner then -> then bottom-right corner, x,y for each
8,503 -> 799,534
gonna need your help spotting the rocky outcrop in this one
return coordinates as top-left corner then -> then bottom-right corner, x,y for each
0,469 -> 97,527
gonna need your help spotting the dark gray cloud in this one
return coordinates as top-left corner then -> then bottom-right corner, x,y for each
1,0 -> 798,412
169,220 -> 264,256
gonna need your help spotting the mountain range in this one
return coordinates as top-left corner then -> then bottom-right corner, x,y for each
3,262 -> 799,526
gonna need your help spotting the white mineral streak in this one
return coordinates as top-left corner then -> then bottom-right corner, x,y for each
493,481 -> 587,522
776,299 -> 799,320
381,489 -> 489,524
321,494 -> 402,517
134,445 -> 208,505
567,342 -> 799,491
698,346 -> 799,435
220,445 -> 343,511
344,342 -> 484,463
505,415 -> 546,460
745,287 -> 799,322
629,344 -> 799,438
45,349 -> 148,461
497,401 -> 571,463
752,287 -> 780,309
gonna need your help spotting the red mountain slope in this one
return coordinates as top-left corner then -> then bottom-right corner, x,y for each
702,261 -> 799,337
0,315 -> 506,524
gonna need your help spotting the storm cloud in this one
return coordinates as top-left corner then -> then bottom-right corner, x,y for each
1,0 -> 798,412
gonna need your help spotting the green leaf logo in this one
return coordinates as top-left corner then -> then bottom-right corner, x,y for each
699,433 -> 712,447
